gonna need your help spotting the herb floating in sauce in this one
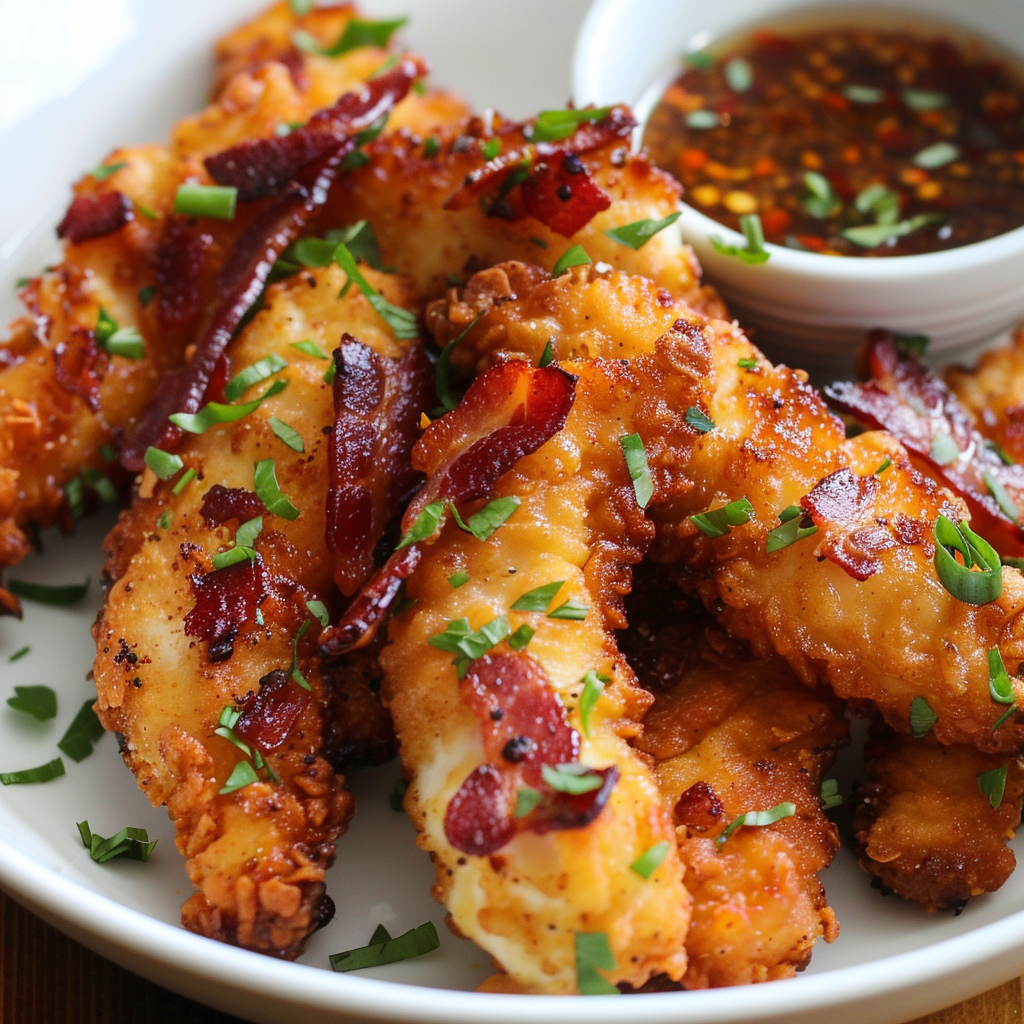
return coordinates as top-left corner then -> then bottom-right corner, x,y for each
644,23 -> 1024,256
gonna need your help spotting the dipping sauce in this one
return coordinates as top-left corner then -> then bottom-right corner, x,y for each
643,22 -> 1024,256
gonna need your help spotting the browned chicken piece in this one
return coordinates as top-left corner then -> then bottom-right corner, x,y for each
428,262 -> 1024,752
0,1 -> 466,614
94,263 -> 424,956
854,723 -> 1024,911
946,326 -> 1024,464
622,567 -> 846,989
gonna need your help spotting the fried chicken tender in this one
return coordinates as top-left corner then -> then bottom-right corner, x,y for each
854,723 -> 1024,911
622,568 -> 846,989
429,263 -> 1024,752
93,264 -> 421,956
0,1 -> 465,613
375,330 -> 724,994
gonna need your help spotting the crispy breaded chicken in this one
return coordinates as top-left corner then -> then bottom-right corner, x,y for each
428,262 -> 1024,752
369,332 -> 723,994
854,723 -> 1024,911
622,568 -> 846,989
0,1 -> 465,613
93,264 -> 423,956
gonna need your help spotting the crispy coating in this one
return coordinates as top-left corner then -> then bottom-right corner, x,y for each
379,332 -> 723,993
93,264 -> 416,956
0,1 -> 466,609
433,262 -> 1024,752
854,723 -> 1024,911
623,569 -> 846,988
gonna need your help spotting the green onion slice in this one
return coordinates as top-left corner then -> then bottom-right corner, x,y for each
575,931 -> 619,996
172,184 -> 237,220
548,599 -> 588,621
144,447 -> 183,480
95,308 -> 146,359
435,312 -> 485,412
902,89 -> 948,112
7,685 -> 57,722
219,760 -> 261,794
820,778 -> 843,810
933,514 -> 1003,605
930,432 -> 960,466
552,244 -> 592,277
978,765 -> 1008,809
294,16 -> 408,58
171,467 -> 197,496
914,142 -> 960,169
169,379 -> 287,434
448,571 -> 470,589
450,496 -> 520,542
619,433 -> 654,508
290,619 -> 312,690
224,354 -> 288,402
514,786 -> 541,818
7,577 -> 90,606
766,505 -> 817,554
579,670 -> 609,737
78,821 -> 156,863
329,920 -> 440,972
0,757 -> 65,786
291,338 -> 329,359
306,599 -> 330,627
541,763 -> 603,794
58,699 -> 105,762
396,501 -> 445,550
988,648 -> 1016,706
334,243 -> 418,339
909,695 -> 937,737
530,106 -> 614,143
894,333 -> 930,356
538,339 -> 555,367
716,801 -> 796,848
724,57 -> 754,92
875,457 -> 892,475
629,840 -> 670,879
603,212 -> 681,251
691,498 -> 753,539
90,160 -> 127,181
507,624 -> 535,651
268,417 -> 304,453
983,471 -> 1021,523
710,213 -> 771,264
254,458 -> 301,520
803,171 -> 841,219
8,647 -> 29,663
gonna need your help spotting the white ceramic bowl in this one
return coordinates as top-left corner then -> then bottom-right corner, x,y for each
573,0 -> 1024,371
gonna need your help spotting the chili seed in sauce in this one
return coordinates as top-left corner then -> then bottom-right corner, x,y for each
643,24 -> 1024,257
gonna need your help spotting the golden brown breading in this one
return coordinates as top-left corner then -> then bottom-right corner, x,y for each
854,722 -> 1024,911
373,330 -> 722,994
430,262 -> 1024,751
622,569 -> 846,988
93,264 -> 420,956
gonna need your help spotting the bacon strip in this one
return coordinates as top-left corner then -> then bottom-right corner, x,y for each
56,191 -> 134,244
519,152 -> 612,237
320,361 -> 576,654
826,331 -> 1024,555
156,216 -> 213,330
205,57 -> 428,201
327,336 -> 433,596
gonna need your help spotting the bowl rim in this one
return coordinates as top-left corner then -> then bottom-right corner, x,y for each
571,0 -> 1024,282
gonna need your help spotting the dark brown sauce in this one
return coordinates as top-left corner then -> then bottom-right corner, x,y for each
643,21 -> 1024,256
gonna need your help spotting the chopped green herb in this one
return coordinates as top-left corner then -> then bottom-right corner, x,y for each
542,763 -> 604,794
428,616 -> 510,678
219,760 -> 261,794
579,670 -> 609,737
79,467 -> 117,506
507,624 -> 535,651
983,471 -> 1020,523
451,496 -> 520,542
157,510 -> 173,530
323,360 -> 337,384
575,932 -> 619,996
724,57 -> 754,92
294,16 -> 408,58
100,443 -> 118,463
511,580 -> 564,613
78,821 -> 156,863
481,138 -> 501,160
933,514 -> 1003,605
58,699 -> 104,762
603,212 -> 681,251
902,89 -> 948,112
709,213 -> 770,264
979,765 -> 1008,809
335,243 -> 418,338
90,160 -> 127,181
291,338 -> 329,359
629,840 -> 670,879
7,577 -> 90,606
448,572 -> 470,589
268,416 -> 304,453
875,457 -> 892,474
841,213 -> 945,248
138,285 -> 156,308
854,183 -> 900,226
766,505 -> 817,554
737,357 -> 758,370
172,184 -> 237,220
64,476 -> 84,520
552,243 -> 592,277
329,220 -> 384,270
538,339 -> 555,367
988,648 -> 1016,708
8,647 -> 30,663
343,150 -> 371,171
930,432 -> 960,466
716,801 -> 796,848
914,142 -> 960,169
224,354 -> 288,402
843,84 -> 884,103
329,920 -> 439,972
95,308 -> 145,360
6,685 -> 57,722
289,619 -> 312,690
283,237 -> 337,268
0,757 -> 64,785
909,695 -> 937,737
685,50 -> 715,70
144,447 -> 183,480
690,498 -> 754,539
289,0 -> 313,15
988,441 -> 1015,466
171,468 -> 196,495
14,277 -> 30,289
619,433 -> 654,509
423,135 -> 440,158
306,599 -> 330,627
211,516 -> 262,571
548,599 -> 588,621
514,786 -> 541,818
685,406 -> 715,433
820,778 -> 844,810
529,236 -> 548,249
396,501 -> 446,551
135,203 -> 159,221
169,379 -> 287,434
685,109 -> 720,129
253,458 -> 301,521
802,171 -> 841,219
435,311 -> 485,412
894,332 -> 930,356
530,106 -> 614,143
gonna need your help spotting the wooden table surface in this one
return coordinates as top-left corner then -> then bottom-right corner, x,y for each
0,890 -> 1019,1024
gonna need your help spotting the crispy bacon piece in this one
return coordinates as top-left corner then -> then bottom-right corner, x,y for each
320,361 -> 576,654
234,668 -> 309,752
56,191 -> 134,244
826,330 -> 1024,555
184,557 -> 268,646
156,216 -> 213,330
53,327 -> 105,411
519,152 -> 612,236
200,485 -> 266,527
205,57 -> 428,201
674,781 -> 725,833
327,335 -> 433,595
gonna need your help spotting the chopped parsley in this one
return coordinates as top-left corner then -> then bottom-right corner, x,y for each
435,311 -> 485,412
290,620 -> 313,691
511,580 -> 565,613
514,786 -> 541,817
8,647 -> 30,663
306,599 -> 330,627
875,457 -> 892,475
291,338 -> 329,359
219,760 -> 261,794
448,572 -> 470,589
575,931 -> 619,996
450,496 -> 520,541
169,379 -> 287,434
820,778 -> 843,810
396,501 -> 446,550
428,616 -> 510,678
552,244 -> 592,277
211,516 -> 262,571
507,624 -> 535,651
538,339 -> 555,367
603,212 -> 681,251
547,599 -> 588,621
6,685 -> 57,722
90,160 -> 127,181
254,458 -> 301,521
144,447 -> 183,480
685,406 -> 715,433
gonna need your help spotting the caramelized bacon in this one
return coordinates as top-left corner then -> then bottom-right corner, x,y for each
826,331 -> 1024,555
205,57 -> 428,201
156,216 -> 213,330
200,485 -> 265,527
519,153 -> 612,237
234,668 -> 309,752
320,362 -> 576,654
442,653 -> 618,857
184,557 -> 268,646
327,336 -> 433,596
56,191 -> 134,245
674,781 -> 725,832
53,327 -> 105,411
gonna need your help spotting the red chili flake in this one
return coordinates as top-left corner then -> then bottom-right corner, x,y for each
200,485 -> 266,527
155,215 -> 212,330
53,326 -> 105,411
184,557 -> 268,646
674,780 -> 724,831
56,191 -> 134,245
519,154 -> 612,236
234,668 -> 309,751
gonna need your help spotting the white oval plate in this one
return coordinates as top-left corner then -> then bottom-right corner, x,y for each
3,2 -> 1024,1023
